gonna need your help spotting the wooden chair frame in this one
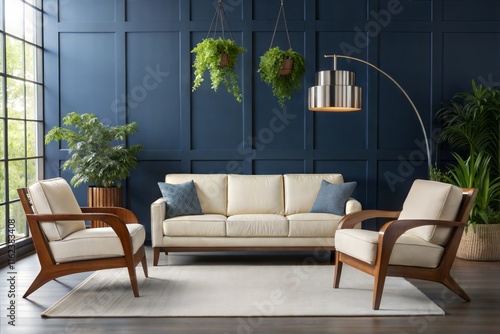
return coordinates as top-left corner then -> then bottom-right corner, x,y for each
334,188 -> 477,310
18,188 -> 148,298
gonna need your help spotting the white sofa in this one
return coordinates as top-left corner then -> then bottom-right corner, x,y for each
150,173 -> 362,265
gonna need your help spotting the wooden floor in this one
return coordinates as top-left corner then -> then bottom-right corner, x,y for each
1,247 -> 499,334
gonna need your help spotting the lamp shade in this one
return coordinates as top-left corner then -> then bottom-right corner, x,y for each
308,70 -> 362,112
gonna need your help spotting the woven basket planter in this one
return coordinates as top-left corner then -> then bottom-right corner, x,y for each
457,224 -> 500,261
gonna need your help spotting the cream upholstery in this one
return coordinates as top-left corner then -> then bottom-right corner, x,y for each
151,173 -> 362,262
28,177 -> 85,241
399,179 -> 463,244
227,174 -> 284,215
49,224 -> 146,263
335,229 -> 445,268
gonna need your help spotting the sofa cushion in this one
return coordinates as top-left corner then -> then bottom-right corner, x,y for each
158,180 -> 203,218
311,180 -> 356,216
399,179 -> 463,243
48,224 -> 146,263
226,214 -> 288,237
27,177 -> 86,241
227,174 -> 284,215
335,229 -> 445,268
284,174 -> 344,215
287,213 -> 342,237
165,174 -> 227,215
163,214 -> 226,237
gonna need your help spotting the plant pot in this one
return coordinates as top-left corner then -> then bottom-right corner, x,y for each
88,186 -> 123,228
457,224 -> 500,261
219,52 -> 229,67
279,59 -> 294,75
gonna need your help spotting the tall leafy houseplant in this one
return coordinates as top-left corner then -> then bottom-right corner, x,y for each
191,37 -> 246,102
258,47 -> 305,108
45,112 -> 143,188
436,81 -> 500,260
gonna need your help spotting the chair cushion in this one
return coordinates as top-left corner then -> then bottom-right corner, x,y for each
165,174 -> 227,215
311,180 -> 356,216
399,179 -> 463,242
284,174 -> 344,215
158,180 -> 203,218
48,224 -> 146,263
27,177 -> 86,241
335,229 -> 445,268
163,214 -> 227,237
287,213 -> 342,237
227,175 -> 284,215
226,214 -> 288,237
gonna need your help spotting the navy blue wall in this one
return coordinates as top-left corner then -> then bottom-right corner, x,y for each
43,0 -> 500,241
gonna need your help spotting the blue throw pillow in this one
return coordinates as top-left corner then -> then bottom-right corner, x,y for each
310,180 -> 357,216
158,180 -> 203,218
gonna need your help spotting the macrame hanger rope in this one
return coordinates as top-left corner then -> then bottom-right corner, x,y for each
206,0 -> 233,40
269,0 -> 292,50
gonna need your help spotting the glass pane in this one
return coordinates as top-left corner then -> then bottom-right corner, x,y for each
0,78 -> 4,116
0,35 -> 4,73
10,201 -> 28,239
25,42 -> 35,81
26,82 -> 34,119
25,6 -> 42,46
35,83 -> 43,119
0,119 -> 4,159
7,78 -> 25,118
36,47 -> 43,83
8,160 -> 25,201
6,36 -> 24,78
26,120 -> 36,157
0,161 -> 4,202
8,120 -> 25,159
5,0 -> 23,39
26,157 -> 41,185
0,206 -> 5,244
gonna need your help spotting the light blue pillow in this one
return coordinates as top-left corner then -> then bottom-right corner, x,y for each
158,180 -> 203,218
310,180 -> 357,216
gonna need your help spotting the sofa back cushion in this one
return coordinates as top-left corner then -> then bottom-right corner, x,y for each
284,174 -> 344,215
27,177 -> 86,241
165,174 -> 227,215
227,174 -> 284,215
400,179 -> 463,244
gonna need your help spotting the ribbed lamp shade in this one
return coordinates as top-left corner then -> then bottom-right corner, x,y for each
308,70 -> 362,112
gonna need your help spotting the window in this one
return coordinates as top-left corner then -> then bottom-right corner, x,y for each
0,0 -> 43,246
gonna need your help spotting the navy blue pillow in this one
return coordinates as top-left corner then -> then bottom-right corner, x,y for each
310,180 -> 357,216
158,180 -> 203,218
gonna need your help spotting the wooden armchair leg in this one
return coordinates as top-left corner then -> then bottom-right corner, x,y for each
141,255 -> 149,277
153,248 -> 160,266
372,269 -> 388,310
333,252 -> 343,288
126,265 -> 140,297
23,271 -> 54,298
442,275 -> 471,302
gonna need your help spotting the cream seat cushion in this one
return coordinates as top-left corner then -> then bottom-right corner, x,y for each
226,214 -> 288,237
49,224 -> 146,263
335,229 -> 445,268
287,213 -> 343,237
28,177 -> 86,241
163,214 -> 226,237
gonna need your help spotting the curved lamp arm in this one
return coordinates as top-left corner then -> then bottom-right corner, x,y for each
326,54 -> 432,175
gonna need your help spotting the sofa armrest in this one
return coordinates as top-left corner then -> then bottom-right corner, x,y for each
345,198 -> 362,215
151,198 -> 166,247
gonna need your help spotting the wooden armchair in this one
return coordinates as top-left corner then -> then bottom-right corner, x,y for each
18,177 -> 148,298
333,179 -> 477,310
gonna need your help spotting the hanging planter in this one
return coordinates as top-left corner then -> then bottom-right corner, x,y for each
258,0 -> 305,107
191,0 -> 246,102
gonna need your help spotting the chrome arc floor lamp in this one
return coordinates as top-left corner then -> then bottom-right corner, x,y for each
308,54 -> 431,174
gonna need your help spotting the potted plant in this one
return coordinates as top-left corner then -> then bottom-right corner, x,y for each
258,46 -> 305,107
191,37 -> 246,102
435,81 -> 500,260
45,112 -> 143,227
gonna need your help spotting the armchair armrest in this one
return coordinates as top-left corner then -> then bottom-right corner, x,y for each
338,210 -> 400,230
81,207 -> 139,224
151,198 -> 166,247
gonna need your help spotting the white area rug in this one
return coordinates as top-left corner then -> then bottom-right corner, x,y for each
42,265 -> 444,317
